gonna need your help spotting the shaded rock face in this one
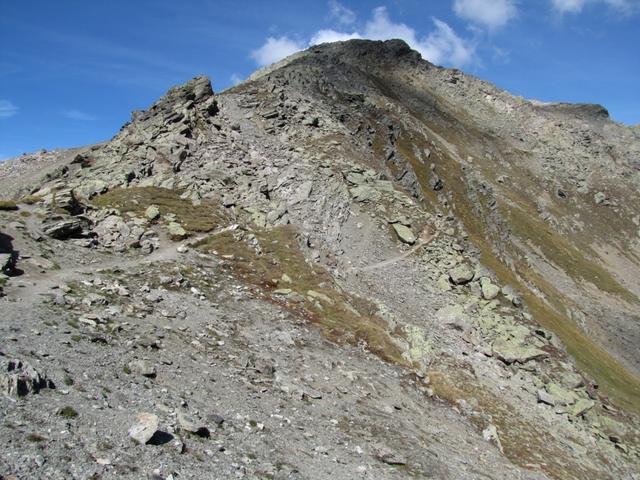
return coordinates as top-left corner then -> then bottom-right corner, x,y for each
0,39 -> 639,480
1,359 -> 55,397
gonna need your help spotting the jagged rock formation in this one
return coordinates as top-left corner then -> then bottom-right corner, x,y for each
1,39 -> 639,479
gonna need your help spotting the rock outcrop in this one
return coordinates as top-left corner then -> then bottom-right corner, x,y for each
0,39 -> 639,480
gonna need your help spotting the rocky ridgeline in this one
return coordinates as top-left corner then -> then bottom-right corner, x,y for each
1,40 -> 639,479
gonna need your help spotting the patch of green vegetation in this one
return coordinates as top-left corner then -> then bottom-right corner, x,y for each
122,365 -> 132,375
0,200 -> 19,211
19,194 -> 43,205
394,124 -> 640,416
26,433 -> 46,442
195,225 -> 407,365
67,319 -> 79,329
63,374 -> 74,386
58,406 -> 78,419
70,335 -> 82,342
92,186 -> 227,234
19,210 -> 32,218
503,202 -> 637,303
429,368 -> 605,480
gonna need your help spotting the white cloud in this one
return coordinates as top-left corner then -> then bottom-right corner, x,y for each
61,109 -> 96,121
0,100 -> 18,118
250,36 -> 305,67
551,0 -> 636,13
364,7 -> 476,67
419,19 -> 477,67
310,29 -> 361,45
365,7 -> 419,44
453,0 -> 518,29
329,0 -> 356,25
251,6 -> 476,68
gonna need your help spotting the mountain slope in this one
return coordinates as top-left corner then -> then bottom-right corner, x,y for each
1,39 -> 639,479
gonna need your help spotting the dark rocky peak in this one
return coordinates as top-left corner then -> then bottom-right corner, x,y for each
533,102 -> 610,123
307,38 -> 423,64
130,75 -> 218,126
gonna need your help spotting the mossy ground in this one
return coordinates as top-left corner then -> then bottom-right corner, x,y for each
92,187 -> 227,234
195,225 -> 407,365
0,200 -> 19,211
392,124 -> 640,416
429,367 -> 612,480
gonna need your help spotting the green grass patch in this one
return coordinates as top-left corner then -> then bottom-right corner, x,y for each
0,200 -> 19,211
195,225 -> 407,365
503,201 -> 637,304
92,186 -> 227,233
19,194 -> 43,205
58,406 -> 78,419
393,125 -> 640,416
26,433 -> 46,442
430,368 -> 607,480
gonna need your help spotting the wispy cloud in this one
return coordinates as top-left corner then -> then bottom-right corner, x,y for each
251,6 -> 476,69
230,73 -> 243,86
61,109 -> 97,121
329,0 -> 356,25
5,21 -> 202,90
0,100 -> 18,118
551,0 -> 637,14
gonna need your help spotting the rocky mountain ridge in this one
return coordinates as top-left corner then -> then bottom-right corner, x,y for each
1,39 -> 639,479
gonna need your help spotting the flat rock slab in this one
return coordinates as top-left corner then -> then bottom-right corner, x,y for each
492,340 -> 548,364
392,223 -> 416,245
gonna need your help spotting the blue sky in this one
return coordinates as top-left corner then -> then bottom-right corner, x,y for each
1,0 -> 639,160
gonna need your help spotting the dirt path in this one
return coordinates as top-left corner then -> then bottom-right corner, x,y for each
13,242 -> 180,299
349,231 -> 437,273
8,228 -> 231,299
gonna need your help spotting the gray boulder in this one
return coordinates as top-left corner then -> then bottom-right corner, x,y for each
449,265 -> 474,285
42,215 -> 92,239
1,359 -> 55,397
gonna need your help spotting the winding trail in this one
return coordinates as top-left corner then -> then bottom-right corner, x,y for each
7,228 -> 222,298
349,230 -> 437,273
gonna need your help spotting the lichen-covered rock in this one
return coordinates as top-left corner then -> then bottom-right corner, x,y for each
569,398 -> 595,417
392,223 -> 416,245
480,277 -> 500,300
449,265 -> 475,285
145,204 -> 160,221
542,383 -> 578,406
350,185 -> 381,203
492,338 -> 548,364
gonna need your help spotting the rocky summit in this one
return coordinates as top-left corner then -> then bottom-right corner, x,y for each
1,39 -> 640,479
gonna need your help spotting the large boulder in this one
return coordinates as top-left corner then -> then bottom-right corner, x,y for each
492,338 -> 548,364
449,264 -> 474,285
0,252 -> 17,275
392,224 -> 416,245
1,359 -> 55,397
93,215 -> 148,251
42,215 -> 92,239
480,277 -> 500,300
